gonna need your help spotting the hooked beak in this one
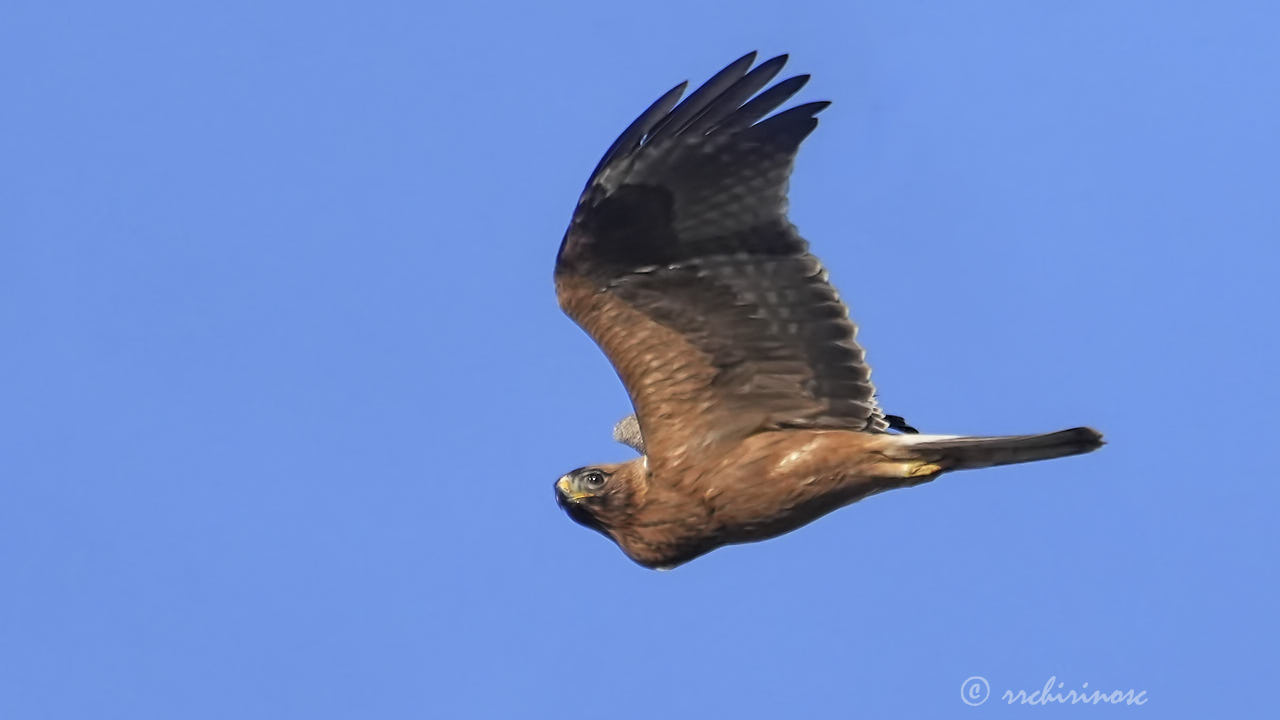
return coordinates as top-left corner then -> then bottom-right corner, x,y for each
556,476 -> 593,502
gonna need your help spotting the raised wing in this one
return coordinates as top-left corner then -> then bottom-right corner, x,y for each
556,53 -> 889,469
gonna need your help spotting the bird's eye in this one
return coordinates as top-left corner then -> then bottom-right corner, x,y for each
582,471 -> 607,489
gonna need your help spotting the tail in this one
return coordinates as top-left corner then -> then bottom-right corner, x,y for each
895,427 -> 1104,472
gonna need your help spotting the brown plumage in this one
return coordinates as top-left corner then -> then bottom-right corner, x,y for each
554,53 -> 1103,569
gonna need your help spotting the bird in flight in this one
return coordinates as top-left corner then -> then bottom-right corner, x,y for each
553,52 -> 1102,569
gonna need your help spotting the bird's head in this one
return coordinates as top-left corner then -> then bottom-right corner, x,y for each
554,461 -> 644,537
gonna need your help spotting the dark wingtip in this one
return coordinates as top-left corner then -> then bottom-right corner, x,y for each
804,100 -> 833,116
584,80 -> 688,187
754,54 -> 789,77
582,53 -> 827,194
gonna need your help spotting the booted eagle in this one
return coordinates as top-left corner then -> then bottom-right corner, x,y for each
553,52 -> 1102,569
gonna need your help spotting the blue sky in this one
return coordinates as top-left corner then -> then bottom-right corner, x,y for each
3,0 -> 1277,717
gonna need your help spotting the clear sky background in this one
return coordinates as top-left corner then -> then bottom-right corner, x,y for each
3,1 -> 1277,717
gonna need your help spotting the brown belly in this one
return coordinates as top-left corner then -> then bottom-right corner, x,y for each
621,430 -> 912,568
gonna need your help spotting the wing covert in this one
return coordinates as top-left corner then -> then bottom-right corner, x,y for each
556,53 -> 889,468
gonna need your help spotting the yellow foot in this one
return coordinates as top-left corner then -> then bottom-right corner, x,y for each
907,462 -> 942,478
